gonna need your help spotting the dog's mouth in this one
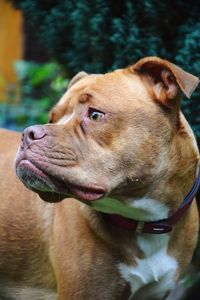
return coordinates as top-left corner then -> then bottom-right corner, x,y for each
16,159 -> 106,203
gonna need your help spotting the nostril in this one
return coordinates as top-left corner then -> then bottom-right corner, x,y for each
23,125 -> 46,146
28,130 -> 35,141
28,126 -> 46,141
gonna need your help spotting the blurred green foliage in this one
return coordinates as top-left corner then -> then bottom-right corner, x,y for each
0,61 -> 69,130
8,0 -> 200,144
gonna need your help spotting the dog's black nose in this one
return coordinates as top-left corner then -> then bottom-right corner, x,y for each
22,125 -> 46,147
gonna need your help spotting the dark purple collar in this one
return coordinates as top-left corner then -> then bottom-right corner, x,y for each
102,170 -> 200,234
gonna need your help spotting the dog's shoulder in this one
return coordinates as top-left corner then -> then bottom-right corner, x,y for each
0,128 -> 21,151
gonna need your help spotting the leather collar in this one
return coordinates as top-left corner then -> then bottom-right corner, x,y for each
101,170 -> 200,234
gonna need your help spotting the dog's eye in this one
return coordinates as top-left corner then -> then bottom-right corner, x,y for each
88,108 -> 105,121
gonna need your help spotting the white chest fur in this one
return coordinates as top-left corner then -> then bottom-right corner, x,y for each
118,234 -> 177,299
118,198 -> 178,299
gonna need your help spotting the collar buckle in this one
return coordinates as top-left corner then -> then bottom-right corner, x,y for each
136,221 -> 145,233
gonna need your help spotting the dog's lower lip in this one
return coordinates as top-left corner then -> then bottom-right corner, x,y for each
18,159 -> 49,181
17,159 -> 105,202
70,185 -> 105,201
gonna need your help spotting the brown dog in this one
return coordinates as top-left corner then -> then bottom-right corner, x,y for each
0,57 -> 199,300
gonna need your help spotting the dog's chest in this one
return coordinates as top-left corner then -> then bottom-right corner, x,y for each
118,234 -> 178,299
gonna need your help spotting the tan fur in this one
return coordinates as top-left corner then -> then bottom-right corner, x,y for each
0,57 -> 199,299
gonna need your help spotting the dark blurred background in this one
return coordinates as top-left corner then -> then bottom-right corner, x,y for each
0,1 -> 200,299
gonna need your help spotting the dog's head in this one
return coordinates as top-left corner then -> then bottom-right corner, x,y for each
15,57 -> 199,205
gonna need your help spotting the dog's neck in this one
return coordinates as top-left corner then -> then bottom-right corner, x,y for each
91,197 -> 169,221
89,168 -> 200,234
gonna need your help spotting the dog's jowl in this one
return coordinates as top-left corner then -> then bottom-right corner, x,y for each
0,57 -> 199,300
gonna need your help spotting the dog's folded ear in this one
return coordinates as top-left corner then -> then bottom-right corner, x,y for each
67,71 -> 88,89
130,57 -> 199,108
